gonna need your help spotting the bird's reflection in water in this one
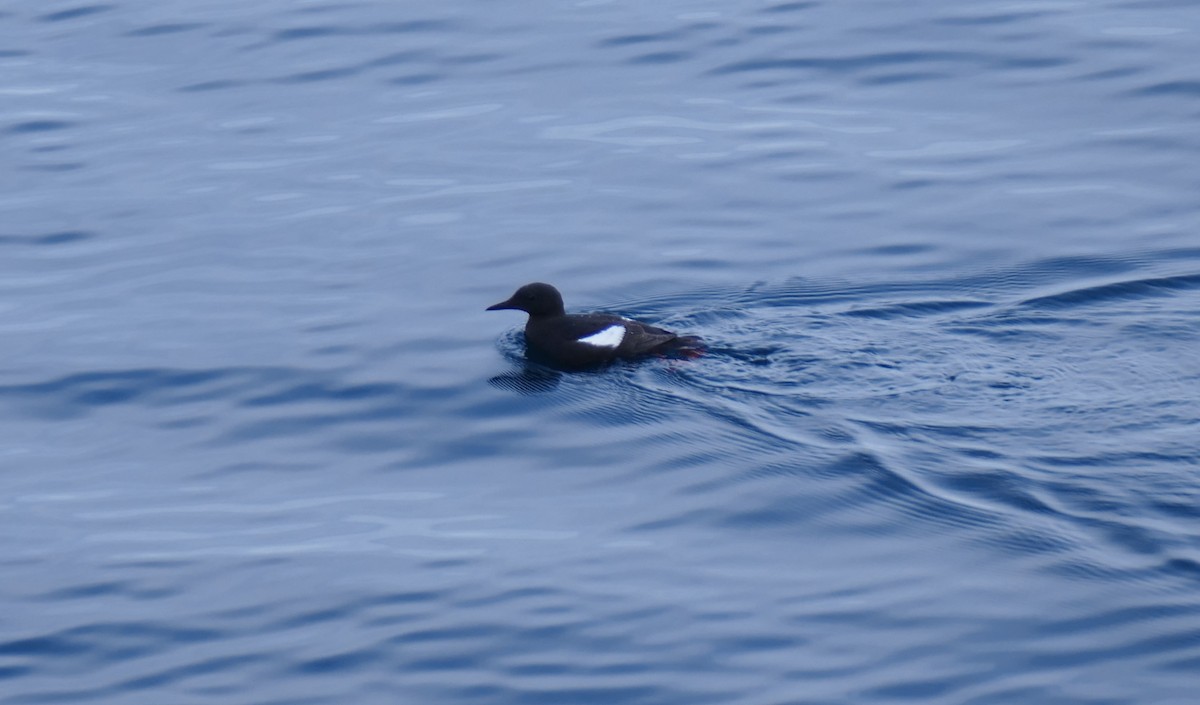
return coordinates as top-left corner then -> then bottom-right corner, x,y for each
487,362 -> 562,395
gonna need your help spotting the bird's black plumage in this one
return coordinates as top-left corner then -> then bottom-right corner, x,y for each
487,282 -> 702,369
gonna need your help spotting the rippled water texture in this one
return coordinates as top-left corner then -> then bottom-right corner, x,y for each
3,1 -> 1199,703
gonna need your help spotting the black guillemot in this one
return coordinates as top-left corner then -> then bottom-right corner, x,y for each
487,282 -> 703,369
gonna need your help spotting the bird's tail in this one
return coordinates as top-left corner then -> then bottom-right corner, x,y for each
659,335 -> 706,360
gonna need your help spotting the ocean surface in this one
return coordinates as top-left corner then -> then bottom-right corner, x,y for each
2,1 -> 1199,703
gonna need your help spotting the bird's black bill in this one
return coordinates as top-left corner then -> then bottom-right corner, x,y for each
486,299 -> 516,311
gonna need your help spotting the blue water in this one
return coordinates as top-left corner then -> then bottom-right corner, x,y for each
3,1 -> 1199,703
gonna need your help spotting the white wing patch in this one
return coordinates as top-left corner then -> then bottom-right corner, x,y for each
577,324 -> 625,348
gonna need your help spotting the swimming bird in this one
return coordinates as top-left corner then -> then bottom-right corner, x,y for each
487,282 -> 703,369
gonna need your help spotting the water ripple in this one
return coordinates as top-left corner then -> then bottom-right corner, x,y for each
4,1 -> 1200,703
1018,271 -> 1200,310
